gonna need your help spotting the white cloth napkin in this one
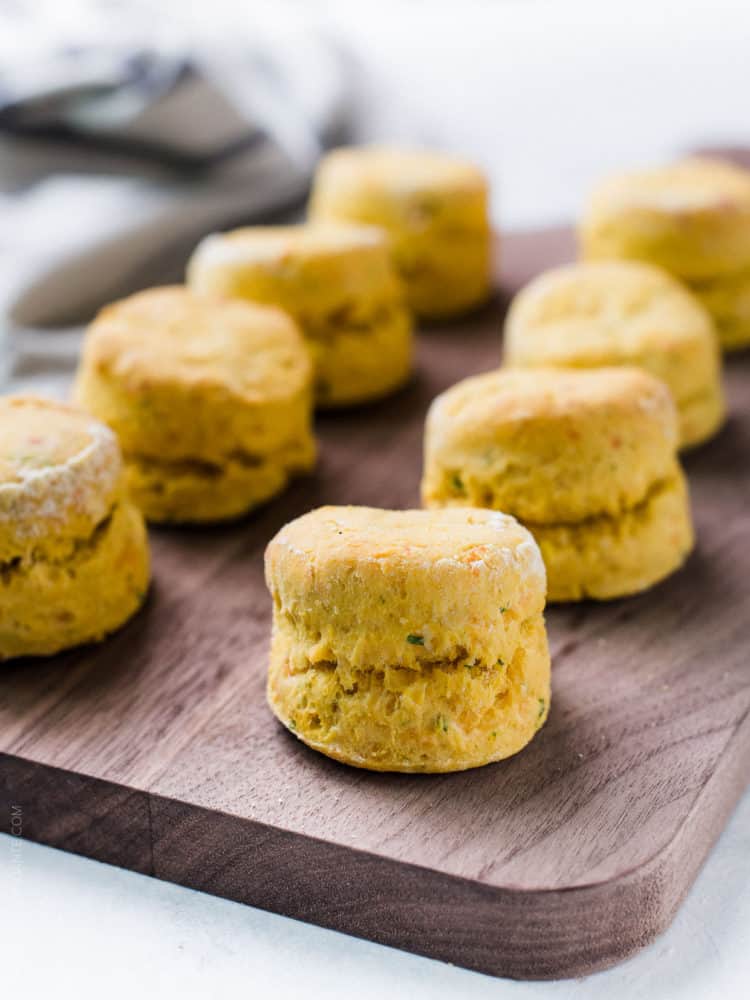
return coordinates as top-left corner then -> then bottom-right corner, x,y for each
0,19 -> 351,397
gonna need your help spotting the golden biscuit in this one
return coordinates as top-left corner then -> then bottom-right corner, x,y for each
581,157 -> 750,279
0,396 -> 149,660
265,506 -> 550,772
187,223 -> 412,406
580,157 -> 750,349
689,266 -> 750,352
504,260 -> 725,447
309,145 -> 492,318
421,368 -> 693,601
74,286 -> 315,523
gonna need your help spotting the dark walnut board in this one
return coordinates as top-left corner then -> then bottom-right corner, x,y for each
2,226 -> 750,982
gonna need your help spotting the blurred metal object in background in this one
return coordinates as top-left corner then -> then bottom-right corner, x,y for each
0,0 -> 353,393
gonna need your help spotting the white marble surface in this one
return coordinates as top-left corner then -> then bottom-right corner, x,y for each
1,789 -> 749,999
2,0 -> 750,994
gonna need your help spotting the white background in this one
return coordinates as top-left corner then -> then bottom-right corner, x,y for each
2,1 -> 750,996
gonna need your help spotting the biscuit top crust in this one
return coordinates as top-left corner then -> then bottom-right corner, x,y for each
266,508 -> 551,770
314,145 -> 488,197
268,504 -> 544,581
505,260 -> 716,359
430,367 -> 675,430
423,368 -> 679,521
0,396 -> 121,539
582,158 -> 750,278
189,223 -> 390,270
187,224 -> 403,315
83,286 -> 312,401
265,506 -> 546,665
588,158 -> 750,215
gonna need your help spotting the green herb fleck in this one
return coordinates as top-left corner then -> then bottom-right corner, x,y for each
407,634 -> 424,645
491,731 -> 497,740
537,697 -> 546,719
497,657 -> 505,667
500,606 -> 509,614
288,718 -> 297,731
435,713 -> 449,733
451,472 -> 465,493
14,453 -> 41,467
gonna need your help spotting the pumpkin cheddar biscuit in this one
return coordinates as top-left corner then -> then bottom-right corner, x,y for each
580,157 -> 750,350
265,505 -> 550,772
0,396 -> 149,660
74,286 -> 315,524
421,368 -> 694,601
309,145 -> 492,319
187,223 -> 412,407
504,260 -> 725,448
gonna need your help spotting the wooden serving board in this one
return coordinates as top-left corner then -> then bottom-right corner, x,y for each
2,226 -> 750,981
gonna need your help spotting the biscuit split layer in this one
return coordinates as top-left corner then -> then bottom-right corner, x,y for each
265,506 -> 550,772
269,617 -> 549,773
122,440 -> 314,524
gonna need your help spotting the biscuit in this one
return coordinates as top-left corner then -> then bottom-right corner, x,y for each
580,157 -> 750,349
187,223 -> 412,406
688,266 -> 750,352
309,145 -> 492,318
504,260 -> 725,447
265,506 -> 550,772
74,286 -> 315,523
580,157 -> 750,279
421,368 -> 693,601
0,396 -> 149,659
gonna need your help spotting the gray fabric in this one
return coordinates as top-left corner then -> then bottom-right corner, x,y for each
0,24 -> 351,397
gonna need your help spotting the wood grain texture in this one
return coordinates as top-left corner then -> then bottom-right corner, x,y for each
1,225 -> 750,980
